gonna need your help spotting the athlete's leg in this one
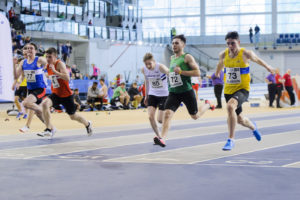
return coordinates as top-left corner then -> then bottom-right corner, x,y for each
147,106 -> 160,138
227,98 -> 238,139
157,110 -> 164,124
14,95 -> 22,112
69,113 -> 89,127
41,98 -> 54,130
237,113 -> 255,130
25,109 -> 35,128
23,94 -> 44,122
161,109 -> 175,139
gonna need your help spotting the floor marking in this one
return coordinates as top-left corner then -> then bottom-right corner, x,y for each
104,130 -> 300,165
282,161 -> 300,168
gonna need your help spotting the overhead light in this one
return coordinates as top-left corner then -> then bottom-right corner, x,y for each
137,41 -> 143,45
128,5 -> 133,10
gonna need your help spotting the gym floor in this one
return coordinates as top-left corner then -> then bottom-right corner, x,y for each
0,102 -> 299,200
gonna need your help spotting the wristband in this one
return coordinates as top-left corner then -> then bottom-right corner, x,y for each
178,69 -> 182,75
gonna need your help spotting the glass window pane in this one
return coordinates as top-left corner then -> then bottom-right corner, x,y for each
278,13 -> 300,33
278,0 -> 300,12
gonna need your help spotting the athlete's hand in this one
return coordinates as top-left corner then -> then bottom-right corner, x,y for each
144,97 -> 148,106
49,64 -> 55,72
174,66 -> 182,74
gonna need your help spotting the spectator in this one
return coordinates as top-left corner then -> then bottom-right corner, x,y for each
249,27 -> 253,43
8,7 -> 16,24
170,27 -> 176,40
91,64 -> 100,80
88,19 -> 92,26
134,75 -> 140,84
86,82 -> 101,111
265,71 -> 276,108
71,64 -> 82,80
31,9 -> 36,16
24,36 -> 31,44
128,83 -> 142,108
275,68 -> 284,108
71,14 -> 76,21
98,78 -> 108,110
58,12 -> 65,19
73,89 -> 85,111
61,43 -> 70,64
66,65 -> 72,78
283,69 -> 296,106
36,11 -> 41,16
138,82 -> 146,107
83,73 -> 90,80
207,70 -> 224,109
21,7 -> 31,15
111,82 -> 130,109
254,24 -> 260,46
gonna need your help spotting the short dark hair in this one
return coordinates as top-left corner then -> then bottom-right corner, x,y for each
45,47 -> 57,55
225,31 -> 239,40
120,82 -> 125,86
143,53 -> 154,62
100,78 -> 105,82
93,82 -> 98,85
172,34 -> 186,44
29,42 -> 38,50
74,88 -> 79,92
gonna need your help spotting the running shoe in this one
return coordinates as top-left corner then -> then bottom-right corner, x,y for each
16,112 -> 23,119
222,139 -> 234,151
154,137 -> 166,147
86,121 -> 93,136
205,100 -> 215,111
23,114 -> 28,119
19,125 -> 30,133
252,122 -> 261,141
37,128 -> 56,139
153,136 -> 161,145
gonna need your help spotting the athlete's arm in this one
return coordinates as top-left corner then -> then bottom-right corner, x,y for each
141,67 -> 149,105
13,59 -> 23,80
50,61 -> 70,81
174,54 -> 200,77
159,64 -> 169,75
38,56 -> 47,68
216,51 -> 225,78
244,50 -> 274,72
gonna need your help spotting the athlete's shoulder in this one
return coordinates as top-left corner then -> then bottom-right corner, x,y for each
242,48 -> 253,58
219,50 -> 226,59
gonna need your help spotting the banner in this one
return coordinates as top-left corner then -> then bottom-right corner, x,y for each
0,13 -> 14,102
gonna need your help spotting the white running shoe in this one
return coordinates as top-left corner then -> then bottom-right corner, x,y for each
19,126 -> 30,133
86,121 -> 93,136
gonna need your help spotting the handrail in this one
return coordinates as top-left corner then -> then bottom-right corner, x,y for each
109,44 -> 131,68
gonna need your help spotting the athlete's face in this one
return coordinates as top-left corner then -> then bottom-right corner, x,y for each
172,38 -> 185,53
46,53 -> 57,64
26,44 -> 36,57
144,59 -> 155,70
226,39 -> 240,52
22,45 -> 28,58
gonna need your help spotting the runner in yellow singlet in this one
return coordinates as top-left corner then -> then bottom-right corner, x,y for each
216,31 -> 274,151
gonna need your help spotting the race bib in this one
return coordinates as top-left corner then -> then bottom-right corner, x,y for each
150,78 -> 163,89
169,72 -> 183,88
226,68 -> 241,84
50,75 -> 60,88
24,70 -> 36,82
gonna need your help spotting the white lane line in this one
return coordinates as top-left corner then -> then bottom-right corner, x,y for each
0,116 -> 299,159
104,130 -> 300,165
282,161 -> 300,168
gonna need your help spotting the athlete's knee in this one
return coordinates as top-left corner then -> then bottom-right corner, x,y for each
22,100 -> 31,108
227,103 -> 236,113
69,114 -> 76,120
148,114 -> 155,122
164,110 -> 172,120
